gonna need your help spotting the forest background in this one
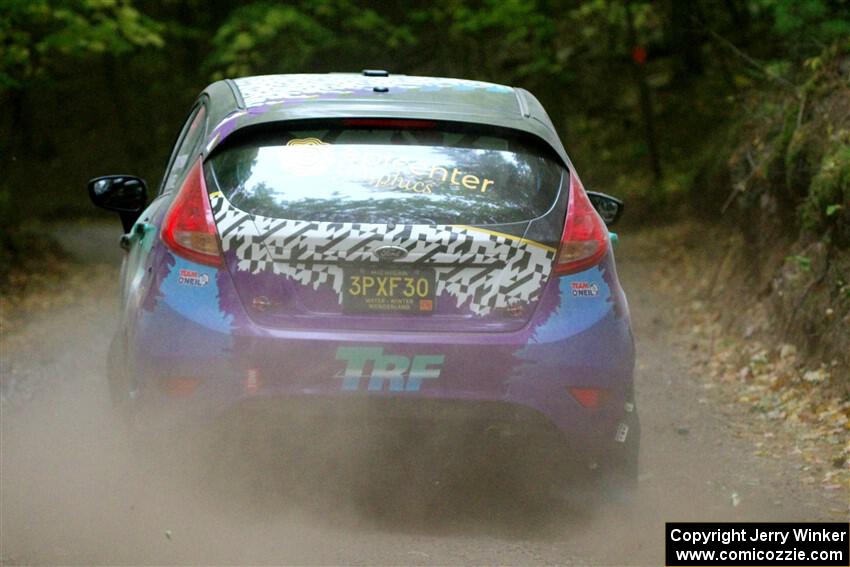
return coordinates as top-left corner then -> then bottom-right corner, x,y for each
1,0 -> 848,381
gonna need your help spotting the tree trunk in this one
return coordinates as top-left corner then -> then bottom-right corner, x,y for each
625,0 -> 663,184
669,0 -> 704,82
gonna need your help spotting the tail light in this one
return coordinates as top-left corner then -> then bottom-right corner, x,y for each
554,172 -> 609,275
162,377 -> 202,396
161,159 -> 222,267
569,387 -> 606,409
342,118 -> 436,129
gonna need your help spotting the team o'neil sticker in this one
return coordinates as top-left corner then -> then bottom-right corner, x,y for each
178,269 -> 210,287
571,281 -> 599,297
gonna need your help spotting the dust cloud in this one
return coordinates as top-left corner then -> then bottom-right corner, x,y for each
1,234 -> 839,565
1,341 -> 612,565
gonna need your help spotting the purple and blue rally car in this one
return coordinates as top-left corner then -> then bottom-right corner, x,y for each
89,71 -> 637,496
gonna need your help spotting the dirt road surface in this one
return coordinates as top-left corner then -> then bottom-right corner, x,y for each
1,222 -> 845,565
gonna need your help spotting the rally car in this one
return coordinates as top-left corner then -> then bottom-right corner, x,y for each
89,71 -> 637,498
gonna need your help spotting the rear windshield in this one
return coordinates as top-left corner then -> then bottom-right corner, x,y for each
205,122 -> 565,225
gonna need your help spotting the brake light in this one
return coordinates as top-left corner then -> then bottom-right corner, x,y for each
342,118 -> 436,129
161,160 -> 222,267
569,387 -> 606,409
554,172 -> 609,275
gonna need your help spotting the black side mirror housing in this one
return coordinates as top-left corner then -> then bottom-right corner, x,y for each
587,191 -> 624,227
88,175 -> 148,232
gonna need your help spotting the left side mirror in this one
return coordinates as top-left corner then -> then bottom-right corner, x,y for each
587,191 -> 623,226
88,175 -> 148,232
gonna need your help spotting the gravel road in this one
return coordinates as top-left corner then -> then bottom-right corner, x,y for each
0,222 -> 844,565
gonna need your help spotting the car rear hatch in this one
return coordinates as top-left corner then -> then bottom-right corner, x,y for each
205,119 -> 569,332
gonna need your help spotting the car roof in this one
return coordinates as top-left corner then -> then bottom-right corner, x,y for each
201,73 -> 571,166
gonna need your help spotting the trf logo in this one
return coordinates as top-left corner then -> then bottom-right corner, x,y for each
334,347 -> 444,392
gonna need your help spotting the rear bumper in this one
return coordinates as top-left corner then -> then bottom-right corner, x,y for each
127,254 -> 636,464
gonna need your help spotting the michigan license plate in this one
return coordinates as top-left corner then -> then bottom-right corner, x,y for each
343,266 -> 436,314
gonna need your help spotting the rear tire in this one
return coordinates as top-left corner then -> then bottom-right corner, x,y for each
599,410 -> 640,506
106,333 -> 151,455
106,333 -> 130,410
550,410 -> 640,509
107,333 -> 139,441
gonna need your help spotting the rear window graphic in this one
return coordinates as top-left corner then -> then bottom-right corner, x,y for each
206,125 -> 564,226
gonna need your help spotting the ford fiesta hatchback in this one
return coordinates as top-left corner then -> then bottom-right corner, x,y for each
89,71 -> 638,497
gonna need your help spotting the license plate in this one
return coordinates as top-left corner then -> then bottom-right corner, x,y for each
343,266 -> 436,314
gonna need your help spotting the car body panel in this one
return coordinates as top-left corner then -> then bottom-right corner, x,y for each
209,190 -> 561,332
129,245 -> 633,462
106,73 -> 636,474
200,75 -> 572,169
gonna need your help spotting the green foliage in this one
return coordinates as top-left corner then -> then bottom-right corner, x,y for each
757,0 -> 850,49
786,254 -> 813,272
206,1 -> 412,78
0,0 -> 163,91
408,0 -> 562,82
802,142 -> 850,240
733,38 -> 850,248
2,0 -> 848,226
